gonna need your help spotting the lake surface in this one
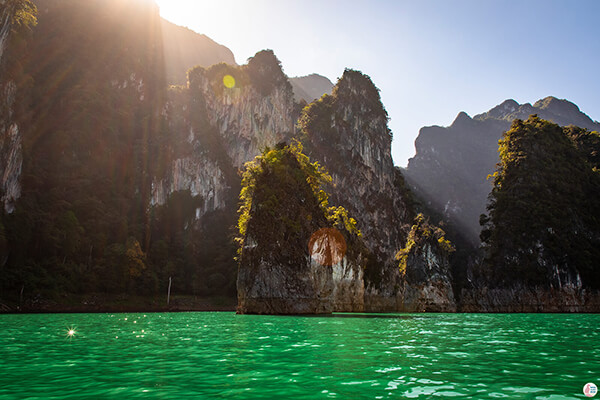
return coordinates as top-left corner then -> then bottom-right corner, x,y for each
0,313 -> 598,399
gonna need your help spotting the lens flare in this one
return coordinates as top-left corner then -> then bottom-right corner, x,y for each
223,74 -> 235,89
308,227 -> 347,266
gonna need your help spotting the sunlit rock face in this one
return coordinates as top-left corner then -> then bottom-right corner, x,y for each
151,157 -> 228,214
152,51 -> 296,220
300,69 -> 455,312
203,82 -> 295,169
0,10 -> 22,214
405,97 -> 600,247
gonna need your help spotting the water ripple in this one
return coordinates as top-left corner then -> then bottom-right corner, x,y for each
0,312 -> 597,399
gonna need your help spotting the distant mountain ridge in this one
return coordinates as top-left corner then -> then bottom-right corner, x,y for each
405,96 -> 600,246
289,73 -> 333,103
474,97 -> 599,128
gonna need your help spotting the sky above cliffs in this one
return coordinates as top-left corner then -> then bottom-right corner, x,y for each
155,0 -> 600,167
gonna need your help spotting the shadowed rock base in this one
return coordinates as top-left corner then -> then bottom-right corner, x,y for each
459,287 -> 600,312
237,256 -> 365,315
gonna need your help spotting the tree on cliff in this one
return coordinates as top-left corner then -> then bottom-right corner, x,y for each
480,115 -> 600,288
396,213 -> 454,275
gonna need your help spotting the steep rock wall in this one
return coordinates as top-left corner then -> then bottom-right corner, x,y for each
0,82 -> 21,214
0,4 -> 22,213
238,251 -> 365,314
201,78 -> 295,169
152,52 -> 296,220
236,144 -> 366,314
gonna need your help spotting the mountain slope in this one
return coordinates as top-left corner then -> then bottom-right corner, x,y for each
289,73 -> 333,103
160,18 -> 236,85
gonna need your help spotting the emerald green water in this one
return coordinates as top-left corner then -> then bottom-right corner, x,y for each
0,313 -> 598,399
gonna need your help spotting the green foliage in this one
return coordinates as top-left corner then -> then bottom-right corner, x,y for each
187,50 -> 291,99
332,69 -> 388,119
298,94 -> 336,142
2,0 -> 37,32
564,126 -> 600,170
237,140 -> 360,260
187,63 -> 249,97
481,115 -> 600,288
238,140 -> 331,237
244,49 -> 292,97
395,214 -> 454,275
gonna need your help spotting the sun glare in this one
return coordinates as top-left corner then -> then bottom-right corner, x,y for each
66,327 -> 76,339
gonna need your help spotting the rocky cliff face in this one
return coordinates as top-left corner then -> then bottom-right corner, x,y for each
200,76 -> 295,169
0,75 -> 21,214
300,69 -> 455,312
405,97 -> 600,246
0,3 -> 22,214
459,285 -> 600,312
236,144 -> 366,314
238,244 -> 366,314
152,51 -> 296,223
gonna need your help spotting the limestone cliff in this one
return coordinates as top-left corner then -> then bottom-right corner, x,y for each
0,77 -> 21,214
300,69 -> 456,312
459,116 -> 600,312
151,50 -> 296,222
0,1 -> 27,213
236,143 -> 366,314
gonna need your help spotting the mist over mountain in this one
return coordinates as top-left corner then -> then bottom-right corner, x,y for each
405,97 -> 600,247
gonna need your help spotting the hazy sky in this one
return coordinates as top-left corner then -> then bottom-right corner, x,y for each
155,0 -> 600,167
